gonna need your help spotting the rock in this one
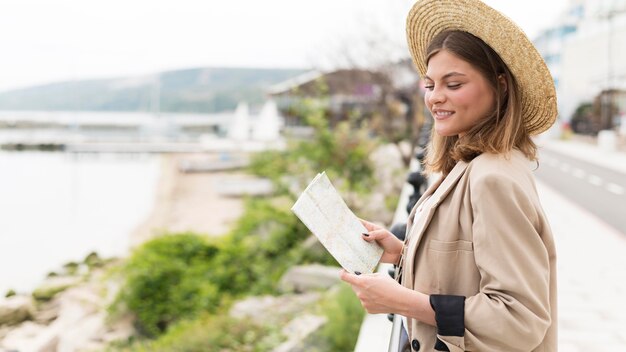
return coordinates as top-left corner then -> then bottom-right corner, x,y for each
230,292 -> 321,326
32,276 -> 81,302
370,144 -> 405,195
32,300 -> 61,325
300,235 -> 331,262
278,264 -> 341,293
0,296 -> 34,326
97,313 -> 136,346
272,314 -> 328,352
0,325 -> 11,340
2,286 -> 93,351
56,311 -> 108,352
0,321 -> 49,351
1,283 -> 133,352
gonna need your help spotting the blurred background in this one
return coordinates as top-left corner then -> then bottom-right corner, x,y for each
0,0 -> 625,351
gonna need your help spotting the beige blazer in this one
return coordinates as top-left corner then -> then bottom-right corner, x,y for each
399,149 -> 557,352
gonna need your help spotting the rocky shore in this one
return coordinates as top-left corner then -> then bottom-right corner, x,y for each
0,254 -> 133,351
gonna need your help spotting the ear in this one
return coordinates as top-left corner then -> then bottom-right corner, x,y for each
498,74 -> 508,94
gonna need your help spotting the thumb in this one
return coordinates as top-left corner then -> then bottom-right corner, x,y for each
359,218 -> 378,231
340,269 -> 362,285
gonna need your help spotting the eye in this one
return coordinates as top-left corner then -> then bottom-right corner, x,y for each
424,85 -> 434,91
447,83 -> 461,89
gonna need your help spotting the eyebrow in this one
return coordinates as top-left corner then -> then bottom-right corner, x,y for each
423,72 -> 467,81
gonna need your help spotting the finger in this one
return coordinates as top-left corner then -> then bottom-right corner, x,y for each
363,229 -> 389,241
358,218 -> 378,231
339,269 -> 361,285
361,232 -> 375,242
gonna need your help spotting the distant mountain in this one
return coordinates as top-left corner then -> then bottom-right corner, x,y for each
0,67 -> 306,113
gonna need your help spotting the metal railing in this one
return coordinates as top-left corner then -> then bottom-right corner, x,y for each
353,154 -> 424,352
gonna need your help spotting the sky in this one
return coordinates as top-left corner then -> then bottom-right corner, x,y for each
0,0 -> 568,92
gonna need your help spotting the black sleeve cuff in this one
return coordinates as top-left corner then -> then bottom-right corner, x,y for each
429,294 -> 465,336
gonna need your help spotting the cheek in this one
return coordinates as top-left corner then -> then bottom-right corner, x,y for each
452,89 -> 479,107
458,88 -> 494,114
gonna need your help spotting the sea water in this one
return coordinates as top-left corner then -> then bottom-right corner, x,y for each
0,151 -> 160,295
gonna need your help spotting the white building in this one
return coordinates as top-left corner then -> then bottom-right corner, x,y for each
533,0 -> 584,93
543,0 -> 626,125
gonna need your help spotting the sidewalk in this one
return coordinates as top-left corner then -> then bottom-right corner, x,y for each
538,180 -> 626,350
538,137 -> 626,175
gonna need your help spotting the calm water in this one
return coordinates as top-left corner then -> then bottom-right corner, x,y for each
0,151 -> 160,295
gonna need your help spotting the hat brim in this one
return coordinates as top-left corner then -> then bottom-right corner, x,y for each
406,0 -> 557,135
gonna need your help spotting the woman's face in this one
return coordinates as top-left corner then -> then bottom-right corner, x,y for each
423,49 -> 496,137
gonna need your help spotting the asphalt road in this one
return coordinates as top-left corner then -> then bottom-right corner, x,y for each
535,148 -> 626,236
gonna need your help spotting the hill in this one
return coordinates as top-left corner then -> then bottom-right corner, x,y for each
0,67 -> 306,113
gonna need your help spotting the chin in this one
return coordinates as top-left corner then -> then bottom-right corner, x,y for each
434,127 -> 458,137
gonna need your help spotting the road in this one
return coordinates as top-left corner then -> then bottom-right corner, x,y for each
535,148 -> 626,235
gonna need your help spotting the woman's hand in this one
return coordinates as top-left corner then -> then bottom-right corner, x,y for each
340,270 -> 404,314
340,270 -> 436,325
360,218 -> 403,265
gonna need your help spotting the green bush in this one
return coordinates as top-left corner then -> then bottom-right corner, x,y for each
249,98 -> 379,197
109,314 -> 283,352
32,282 -> 75,302
112,233 -> 221,337
84,251 -> 104,268
62,261 -> 80,275
207,197 -> 314,295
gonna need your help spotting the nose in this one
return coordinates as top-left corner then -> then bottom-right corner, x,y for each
426,86 -> 445,107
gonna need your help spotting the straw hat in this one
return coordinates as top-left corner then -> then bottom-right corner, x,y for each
406,0 -> 557,135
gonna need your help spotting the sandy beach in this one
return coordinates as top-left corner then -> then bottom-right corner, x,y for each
130,153 -> 246,246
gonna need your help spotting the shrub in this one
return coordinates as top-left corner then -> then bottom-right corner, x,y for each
84,251 -> 104,268
62,261 -> 80,275
32,282 -> 75,302
249,98 -> 379,198
108,314 -> 283,352
112,233 -> 221,337
207,197 -> 314,295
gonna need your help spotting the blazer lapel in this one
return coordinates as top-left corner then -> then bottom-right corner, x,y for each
403,160 -> 469,285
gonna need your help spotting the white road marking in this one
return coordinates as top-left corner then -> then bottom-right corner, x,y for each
588,175 -> 603,186
543,155 -> 624,197
606,183 -> 625,195
572,168 -> 586,179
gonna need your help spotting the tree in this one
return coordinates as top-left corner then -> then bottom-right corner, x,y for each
308,12 -> 428,167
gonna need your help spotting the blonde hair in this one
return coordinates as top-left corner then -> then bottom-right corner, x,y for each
423,30 -> 537,176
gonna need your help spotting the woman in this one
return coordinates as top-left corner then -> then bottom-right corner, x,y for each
340,0 -> 558,351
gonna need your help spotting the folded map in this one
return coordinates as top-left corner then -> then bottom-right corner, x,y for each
291,172 -> 383,274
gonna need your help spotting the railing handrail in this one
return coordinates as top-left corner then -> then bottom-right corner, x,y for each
354,157 -> 421,352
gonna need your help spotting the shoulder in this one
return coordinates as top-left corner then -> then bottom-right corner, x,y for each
467,149 -> 534,183
466,149 -> 538,199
